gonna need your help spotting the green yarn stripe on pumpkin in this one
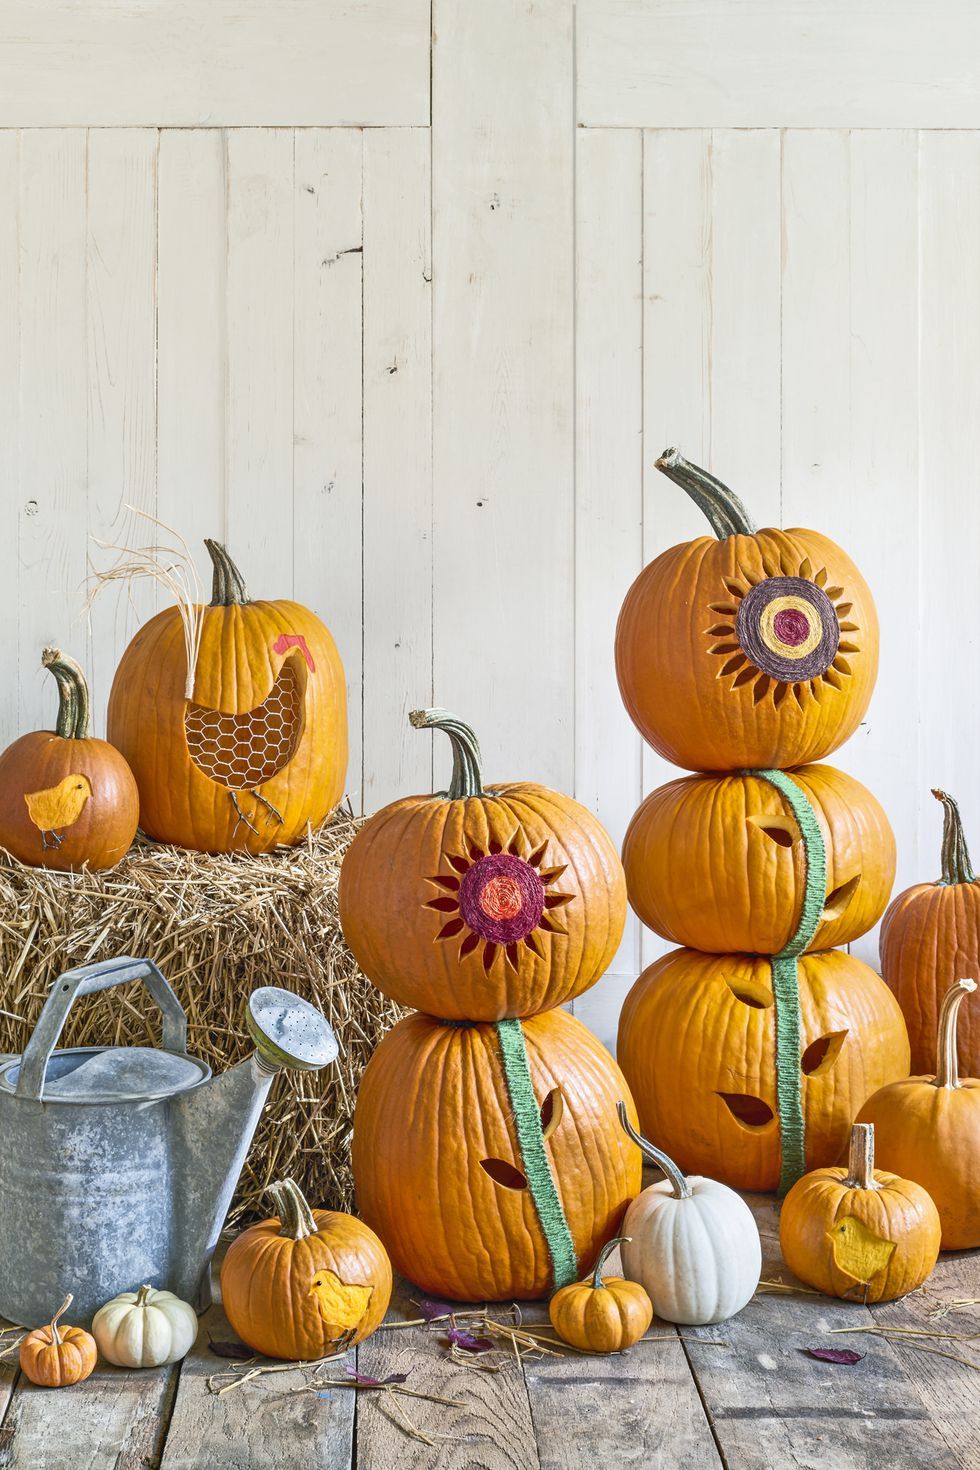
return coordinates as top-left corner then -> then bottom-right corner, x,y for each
750,768 -> 828,1196
494,1018 -> 578,1291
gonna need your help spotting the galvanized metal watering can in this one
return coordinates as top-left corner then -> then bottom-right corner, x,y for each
0,956 -> 338,1326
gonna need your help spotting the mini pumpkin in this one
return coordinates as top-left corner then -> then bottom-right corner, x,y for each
107,539 -> 347,854
779,1124 -> 941,1303
549,1236 -> 653,1353
618,1105 -> 761,1325
92,1284 -> 198,1367
881,789 -> 980,1075
352,1007 -> 642,1301
0,648 -> 138,870
617,948 -> 910,1192
857,978 -> 980,1249
340,708 -> 626,1020
220,1178 -> 391,1360
615,449 -> 878,772
19,1293 -> 97,1388
624,764 -> 894,955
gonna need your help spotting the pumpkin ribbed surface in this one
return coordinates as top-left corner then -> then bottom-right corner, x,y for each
881,881 -> 980,1076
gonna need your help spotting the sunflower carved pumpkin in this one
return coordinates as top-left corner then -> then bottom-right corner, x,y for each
615,450 -> 879,772
352,1006 -> 642,1301
340,709 -> 626,1021
107,540 -> 347,854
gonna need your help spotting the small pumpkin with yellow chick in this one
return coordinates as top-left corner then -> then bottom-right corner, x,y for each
779,1124 -> 940,1303
549,1237 -> 653,1353
858,978 -> 980,1250
220,1178 -> 391,1360
19,1293 -> 97,1388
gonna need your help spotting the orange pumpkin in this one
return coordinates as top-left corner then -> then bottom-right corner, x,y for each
548,1236 -> 653,1353
881,789 -> 980,1075
221,1178 -> 391,1360
624,764 -> 895,955
19,1293 -> 97,1388
0,649 -> 138,871
352,1006 -> 642,1301
107,539 -> 347,854
615,449 -> 878,772
340,708 -> 626,1021
780,1124 -> 941,1303
858,978 -> 980,1250
617,948 -> 910,1192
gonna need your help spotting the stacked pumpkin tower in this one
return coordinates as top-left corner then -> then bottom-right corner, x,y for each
614,451 -> 910,1194
340,709 -> 642,1301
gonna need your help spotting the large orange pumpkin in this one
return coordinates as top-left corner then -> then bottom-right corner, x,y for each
617,948 -> 910,1192
340,709 -> 626,1021
615,450 -> 878,772
0,648 -> 138,871
880,789 -> 980,1075
107,540 -> 347,854
623,764 -> 894,955
352,1006 -> 642,1301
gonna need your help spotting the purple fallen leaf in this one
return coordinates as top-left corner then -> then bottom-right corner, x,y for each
417,1297 -> 458,1322
208,1336 -> 253,1360
446,1326 -> 494,1354
345,1367 -> 410,1388
803,1347 -> 865,1365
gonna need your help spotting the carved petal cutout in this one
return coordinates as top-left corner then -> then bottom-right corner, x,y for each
718,1093 -> 775,1128
801,1029 -> 848,1076
821,874 -> 861,923
724,974 -> 773,1009
480,1158 -> 528,1191
539,1088 -> 564,1140
746,814 -> 799,848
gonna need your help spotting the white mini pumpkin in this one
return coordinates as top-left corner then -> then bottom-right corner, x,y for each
617,1104 -> 761,1325
93,1284 -> 198,1368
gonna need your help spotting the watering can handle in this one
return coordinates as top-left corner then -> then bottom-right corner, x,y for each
15,956 -> 188,1101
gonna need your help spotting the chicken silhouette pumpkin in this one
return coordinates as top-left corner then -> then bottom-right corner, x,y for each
827,1215 -> 897,1286
24,773 -> 92,847
309,1269 -> 374,1337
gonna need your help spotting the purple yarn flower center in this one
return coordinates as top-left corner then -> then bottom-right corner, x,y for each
458,853 -> 545,945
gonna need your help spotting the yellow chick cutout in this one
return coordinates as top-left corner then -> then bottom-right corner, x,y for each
309,1270 -> 374,1337
828,1216 -> 897,1292
24,774 -> 92,848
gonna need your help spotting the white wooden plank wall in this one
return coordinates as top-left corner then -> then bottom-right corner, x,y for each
3,2 -> 980,1048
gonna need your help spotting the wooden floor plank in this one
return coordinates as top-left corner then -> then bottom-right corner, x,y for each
0,1360 -> 175,1470
677,1195 -> 966,1470
158,1299 -> 354,1470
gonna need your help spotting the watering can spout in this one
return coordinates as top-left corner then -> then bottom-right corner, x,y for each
170,987 -> 339,1311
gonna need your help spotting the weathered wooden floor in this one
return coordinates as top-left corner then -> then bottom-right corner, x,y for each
0,1195 -> 977,1470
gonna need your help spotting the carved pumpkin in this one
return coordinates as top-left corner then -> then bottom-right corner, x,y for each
107,540 -> 347,854
0,648 -> 138,871
340,709 -> 626,1021
615,450 -> 878,772
548,1236 -> 653,1353
221,1179 -> 391,1360
779,1124 -> 940,1303
19,1294 -> 97,1388
858,979 -> 980,1250
617,948 -> 910,1192
881,789 -> 980,1075
352,1007 -> 642,1301
624,763 -> 894,955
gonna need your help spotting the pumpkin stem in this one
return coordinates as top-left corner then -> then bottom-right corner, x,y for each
409,708 -> 484,799
617,1102 -> 691,1200
41,648 -> 90,740
269,1177 -> 318,1240
932,789 -> 976,886
934,978 -> 977,1089
655,448 -> 759,539
134,1285 -> 153,1308
47,1292 -> 73,1347
844,1123 -> 880,1191
205,539 -> 250,606
590,1236 -> 630,1290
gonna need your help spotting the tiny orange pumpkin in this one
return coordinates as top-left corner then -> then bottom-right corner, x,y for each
19,1293 -> 97,1388
549,1236 -> 653,1353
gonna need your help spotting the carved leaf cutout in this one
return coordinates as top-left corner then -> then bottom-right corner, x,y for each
746,814 -> 798,848
718,1093 -> 775,1128
821,875 -> 861,923
480,1158 -> 528,1191
539,1088 -> 564,1140
801,1030 -> 848,1076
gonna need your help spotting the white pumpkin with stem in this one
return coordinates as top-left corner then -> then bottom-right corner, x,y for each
93,1284 -> 198,1368
617,1103 -> 761,1325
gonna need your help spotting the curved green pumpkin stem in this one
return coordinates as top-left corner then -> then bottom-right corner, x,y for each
932,789 -> 976,886
205,539 -> 250,606
409,708 -> 484,799
935,978 -> 977,1089
41,648 -> 91,740
655,448 -> 759,540
590,1236 -> 630,1289
268,1178 -> 317,1241
617,1102 -> 691,1200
